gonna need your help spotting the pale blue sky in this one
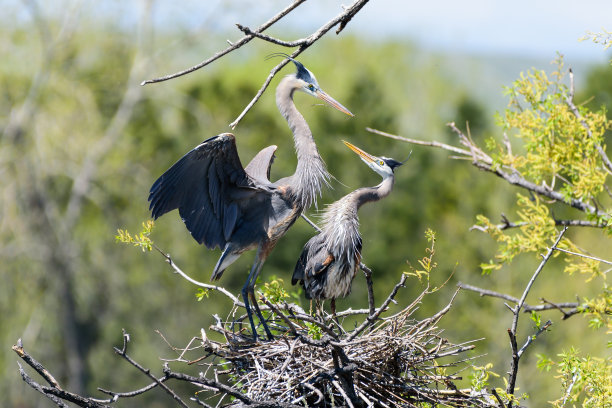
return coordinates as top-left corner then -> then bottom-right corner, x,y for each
139,0 -> 612,62
10,0 -> 612,62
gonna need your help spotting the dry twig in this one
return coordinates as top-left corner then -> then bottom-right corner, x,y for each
142,0 -> 371,129
15,273 -> 493,407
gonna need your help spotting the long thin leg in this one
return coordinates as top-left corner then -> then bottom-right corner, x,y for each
330,298 -> 340,328
246,260 -> 274,340
242,260 -> 261,341
249,291 -> 274,340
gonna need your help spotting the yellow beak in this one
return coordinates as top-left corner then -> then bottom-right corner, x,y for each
342,140 -> 378,163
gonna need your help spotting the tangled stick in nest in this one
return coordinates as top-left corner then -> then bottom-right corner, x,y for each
163,274 -> 495,407
13,272 -> 494,407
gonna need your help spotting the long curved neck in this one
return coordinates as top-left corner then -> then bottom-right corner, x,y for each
354,175 -> 395,209
320,175 -> 395,256
276,77 -> 329,210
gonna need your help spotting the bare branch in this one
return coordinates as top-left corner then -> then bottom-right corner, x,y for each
506,227 -> 568,397
12,339 -> 61,389
553,247 -> 612,266
457,282 -> 579,314
152,244 -> 242,305
142,0 -> 370,128
517,320 -> 552,358
360,262 -> 376,316
472,217 -> 606,232
113,336 -> 189,408
13,340 -> 110,408
347,273 -> 408,341
370,125 -> 610,219
16,364 -> 71,408
229,57 -> 294,129
367,127 -> 472,157
141,0 -> 307,85
236,24 -> 306,47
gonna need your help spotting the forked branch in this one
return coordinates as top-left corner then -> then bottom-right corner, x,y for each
142,0 -> 371,129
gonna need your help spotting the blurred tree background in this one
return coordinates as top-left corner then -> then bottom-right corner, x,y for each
1,1 -> 610,407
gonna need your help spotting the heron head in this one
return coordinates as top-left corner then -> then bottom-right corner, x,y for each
342,140 -> 408,179
268,53 -> 354,117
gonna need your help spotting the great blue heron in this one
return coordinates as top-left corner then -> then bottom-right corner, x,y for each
148,57 -> 353,339
292,141 -> 406,315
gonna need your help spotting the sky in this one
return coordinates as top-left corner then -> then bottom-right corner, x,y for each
9,0 -> 612,64
134,0 -> 612,63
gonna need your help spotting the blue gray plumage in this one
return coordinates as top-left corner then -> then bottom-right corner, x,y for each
148,58 -> 353,339
293,141 -> 405,301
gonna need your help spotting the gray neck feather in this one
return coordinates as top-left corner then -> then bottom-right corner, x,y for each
276,77 -> 330,210
321,176 -> 395,258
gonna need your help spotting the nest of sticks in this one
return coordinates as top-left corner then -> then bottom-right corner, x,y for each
170,273 -> 494,408
12,268 -> 496,407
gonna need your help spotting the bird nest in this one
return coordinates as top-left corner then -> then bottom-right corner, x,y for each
164,274 -> 494,408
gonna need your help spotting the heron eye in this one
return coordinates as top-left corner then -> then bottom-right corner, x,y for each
379,160 -> 384,166
308,84 -> 315,91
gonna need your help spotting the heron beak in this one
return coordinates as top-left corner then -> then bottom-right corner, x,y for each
316,90 -> 354,117
342,140 -> 378,164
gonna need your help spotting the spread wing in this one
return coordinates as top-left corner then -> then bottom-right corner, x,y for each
244,145 -> 277,185
148,133 -> 275,249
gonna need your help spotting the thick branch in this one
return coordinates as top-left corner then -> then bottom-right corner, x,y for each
369,126 -> 610,219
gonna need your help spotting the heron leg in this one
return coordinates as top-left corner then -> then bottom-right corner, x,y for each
330,298 -> 340,328
242,260 -> 260,341
249,290 -> 274,340
242,258 -> 273,341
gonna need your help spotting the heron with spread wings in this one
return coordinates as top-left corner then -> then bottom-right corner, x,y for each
148,57 -> 353,340
292,141 -> 407,316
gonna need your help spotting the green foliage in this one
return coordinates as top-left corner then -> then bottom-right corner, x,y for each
544,347 -> 612,408
496,58 -> 609,201
537,354 -> 555,372
530,311 -> 543,329
305,322 -> 323,340
466,56 -> 612,405
259,277 -> 289,304
580,286 -> 612,330
195,288 -> 210,301
2,5 -> 610,406
475,58 -> 611,336
115,220 -> 155,252
580,30 -> 612,50
405,228 -> 437,284
469,363 -> 499,392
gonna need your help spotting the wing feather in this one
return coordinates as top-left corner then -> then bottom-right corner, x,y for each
244,145 -> 278,184
149,133 -> 273,249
